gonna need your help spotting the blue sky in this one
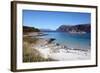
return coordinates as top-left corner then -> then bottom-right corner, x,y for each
23,10 -> 91,30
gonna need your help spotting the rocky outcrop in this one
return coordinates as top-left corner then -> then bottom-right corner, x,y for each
56,24 -> 91,33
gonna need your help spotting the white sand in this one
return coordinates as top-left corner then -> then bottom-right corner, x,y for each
33,45 -> 90,61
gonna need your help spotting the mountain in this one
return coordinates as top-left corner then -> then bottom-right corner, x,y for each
56,24 -> 91,33
40,29 -> 55,32
23,26 -> 40,33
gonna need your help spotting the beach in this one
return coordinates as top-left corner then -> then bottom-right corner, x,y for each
23,32 -> 91,62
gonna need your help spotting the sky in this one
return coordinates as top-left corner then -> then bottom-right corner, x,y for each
23,10 -> 91,30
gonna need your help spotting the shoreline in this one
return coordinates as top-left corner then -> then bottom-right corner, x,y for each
32,38 -> 91,61
23,33 -> 91,62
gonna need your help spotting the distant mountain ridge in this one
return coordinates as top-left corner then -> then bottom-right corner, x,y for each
40,29 -> 56,32
56,24 -> 91,33
23,24 -> 91,33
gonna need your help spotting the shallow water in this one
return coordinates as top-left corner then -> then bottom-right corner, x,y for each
39,32 -> 91,49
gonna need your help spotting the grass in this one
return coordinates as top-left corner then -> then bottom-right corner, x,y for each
23,36 -> 54,62
23,36 -> 38,44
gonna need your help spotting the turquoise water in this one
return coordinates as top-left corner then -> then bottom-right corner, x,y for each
40,32 -> 91,49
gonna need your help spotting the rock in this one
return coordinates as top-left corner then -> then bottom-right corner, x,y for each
48,38 -> 56,43
56,24 -> 91,33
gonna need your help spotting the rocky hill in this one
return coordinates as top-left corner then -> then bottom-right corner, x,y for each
23,26 -> 40,33
56,24 -> 91,33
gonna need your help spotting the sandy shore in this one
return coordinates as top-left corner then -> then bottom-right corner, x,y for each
23,32 -> 90,62
31,38 -> 91,61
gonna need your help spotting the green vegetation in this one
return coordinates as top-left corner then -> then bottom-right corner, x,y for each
23,36 -> 38,44
23,36 -> 54,62
23,26 -> 40,33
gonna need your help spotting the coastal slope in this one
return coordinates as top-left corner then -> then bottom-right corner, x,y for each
56,24 -> 91,33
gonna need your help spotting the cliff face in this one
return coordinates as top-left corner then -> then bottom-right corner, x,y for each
56,24 -> 91,33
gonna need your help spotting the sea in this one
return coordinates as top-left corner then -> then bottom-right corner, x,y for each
39,32 -> 91,50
